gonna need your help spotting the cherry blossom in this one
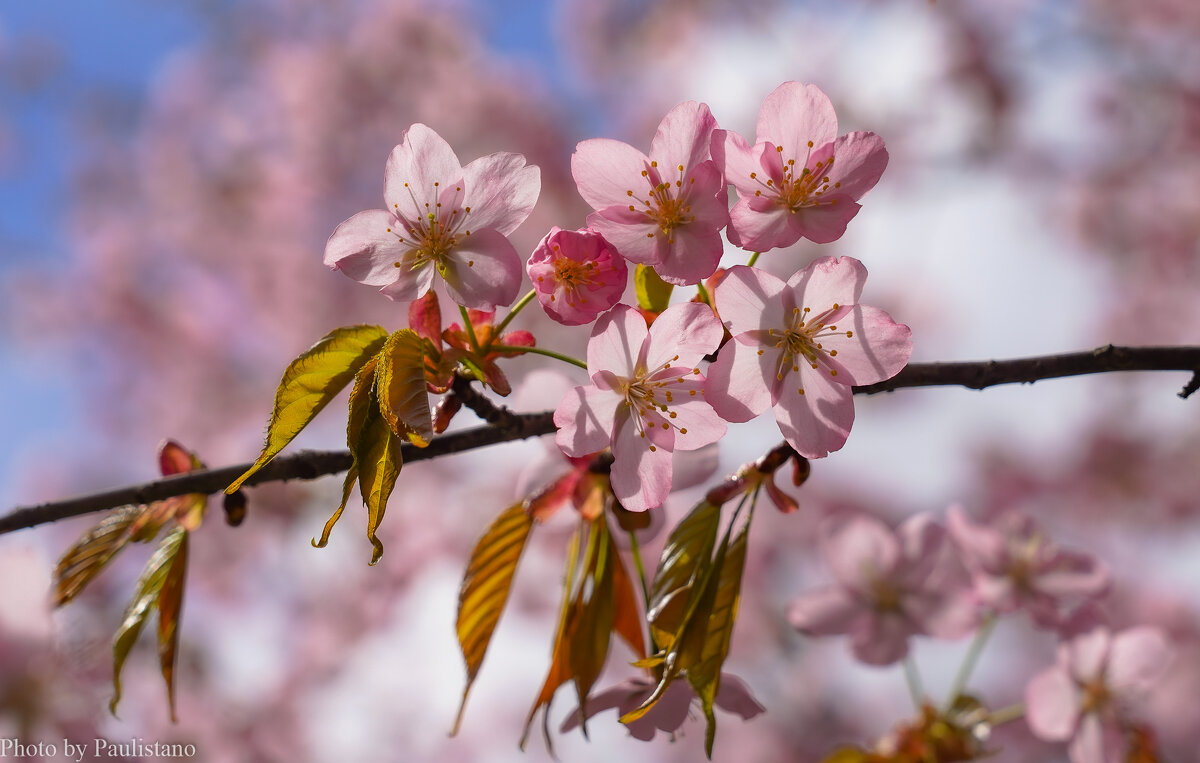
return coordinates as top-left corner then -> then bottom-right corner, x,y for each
571,101 -> 729,285
1026,626 -> 1171,763
714,81 -> 888,250
324,123 -> 540,310
705,258 -> 911,459
526,226 -> 628,325
948,505 -> 1110,628
788,512 -> 974,665
553,303 -> 726,512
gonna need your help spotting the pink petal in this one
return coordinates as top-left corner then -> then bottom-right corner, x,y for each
460,152 -> 541,235
823,513 -> 900,592
816,305 -> 912,385
826,131 -> 889,200
1068,713 -> 1123,763
641,681 -> 694,736
1068,628 -> 1113,683
788,587 -> 861,636
1025,665 -> 1081,741
652,221 -> 725,286
774,368 -> 855,459
323,209 -> 409,286
713,265 -> 788,335
384,124 -> 465,221
756,82 -> 838,160
572,138 -> 651,211
713,674 -> 767,720
947,505 -> 1009,574
789,197 -> 862,244
378,259 -> 436,302
1036,552 -> 1111,600
1107,627 -> 1171,696
586,208 -> 660,267
587,305 -> 647,380
787,256 -> 868,312
648,100 -> 718,173
705,338 -> 775,424
665,392 -> 726,452
439,228 -> 522,311
714,130 -> 773,198
554,385 -> 622,458
671,443 -> 719,491
641,302 -> 722,370
905,589 -> 978,640
896,513 -> 947,579
728,196 -> 798,252
610,414 -> 673,512
850,611 -> 912,666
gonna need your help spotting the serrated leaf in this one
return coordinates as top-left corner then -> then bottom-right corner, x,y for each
54,504 -> 145,607
453,502 -> 534,735
355,402 -> 402,566
376,329 -> 434,447
314,356 -> 379,548
635,264 -> 674,313
227,325 -> 388,493
110,527 -> 186,717
157,529 -> 189,722
646,501 -> 720,652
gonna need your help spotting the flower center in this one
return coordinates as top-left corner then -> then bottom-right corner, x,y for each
618,357 -> 704,452
766,305 -> 854,393
554,257 -> 598,291
1079,678 -> 1111,714
385,181 -> 473,273
625,161 -> 697,241
746,141 -> 842,213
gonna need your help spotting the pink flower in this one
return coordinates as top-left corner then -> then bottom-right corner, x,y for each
324,123 -> 540,310
705,258 -> 911,459
948,506 -> 1110,628
714,82 -> 888,250
560,673 -> 765,742
553,303 -> 726,512
1026,626 -> 1171,763
571,101 -> 729,286
526,226 -> 628,325
788,512 -> 974,666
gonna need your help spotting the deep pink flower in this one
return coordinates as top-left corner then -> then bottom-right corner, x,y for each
560,673 -> 765,742
788,512 -> 974,666
705,258 -> 911,459
324,123 -> 540,310
526,226 -> 628,325
714,82 -> 888,250
948,506 -> 1110,628
571,101 -> 729,286
554,303 -> 726,512
1026,626 -> 1171,763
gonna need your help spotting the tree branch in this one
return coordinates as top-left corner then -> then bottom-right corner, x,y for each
3,344 -> 1196,536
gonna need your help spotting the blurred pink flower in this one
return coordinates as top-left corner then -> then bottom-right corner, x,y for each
1026,626 -> 1171,763
560,673 -> 765,742
947,505 -> 1110,628
789,512 -> 974,665
324,123 -> 540,310
572,101 -> 728,285
527,226 -> 628,325
714,81 -> 888,250
553,302 -> 725,512
705,258 -> 911,458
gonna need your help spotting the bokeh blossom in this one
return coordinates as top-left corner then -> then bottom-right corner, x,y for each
324,123 -> 540,310
526,226 -> 627,325
554,303 -> 725,512
572,101 -> 728,285
789,512 -> 974,665
1026,626 -> 1171,763
706,258 -> 911,459
715,81 -> 888,250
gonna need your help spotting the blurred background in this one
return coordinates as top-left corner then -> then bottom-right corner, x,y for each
1,0 -> 1199,760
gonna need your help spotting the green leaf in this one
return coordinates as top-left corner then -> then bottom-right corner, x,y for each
54,504 -> 144,607
314,355 -> 378,548
110,527 -> 187,717
646,501 -> 720,652
453,502 -> 534,735
376,329 -> 434,447
635,264 -> 674,314
568,518 -> 615,736
156,529 -> 189,722
227,325 -> 388,493
355,401 -> 402,566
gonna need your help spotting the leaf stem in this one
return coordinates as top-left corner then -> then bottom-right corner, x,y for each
491,289 -> 536,341
988,703 -> 1025,726
489,344 -> 588,370
695,282 -> 711,305
903,656 -> 925,711
945,615 -> 997,710
746,251 -> 761,268
458,305 -> 482,353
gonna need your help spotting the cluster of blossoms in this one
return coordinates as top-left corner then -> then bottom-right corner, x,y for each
789,505 -> 1171,762
324,81 -> 906,513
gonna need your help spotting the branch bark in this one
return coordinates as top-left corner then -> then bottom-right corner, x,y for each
3,344 -> 1196,536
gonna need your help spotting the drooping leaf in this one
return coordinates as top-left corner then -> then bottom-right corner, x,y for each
376,329 -> 434,447
568,518 -> 615,734
156,529 -> 189,722
314,355 -> 376,548
635,264 -> 674,314
610,536 -> 646,660
645,501 -> 720,652
227,324 -> 388,493
110,527 -> 186,716
453,502 -> 534,735
355,403 -> 402,566
54,504 -> 145,607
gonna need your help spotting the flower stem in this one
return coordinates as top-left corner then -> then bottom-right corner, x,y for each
490,289 -> 535,341
903,656 -> 925,710
489,344 -> 588,370
695,281 -> 711,305
458,305 -> 482,352
627,529 -> 651,609
987,703 -> 1025,727
945,615 -> 997,711
746,251 -> 761,268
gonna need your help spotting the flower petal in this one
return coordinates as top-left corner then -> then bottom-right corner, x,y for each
460,152 -> 541,235
610,414 -> 673,512
586,208 -> 660,266
384,124 -> 465,220
572,138 -> 651,211
823,513 -> 900,592
826,131 -> 889,200
439,228 -> 522,310
788,587 -> 861,636
817,305 -> 912,386
1025,665 -> 1081,741
705,338 -> 775,424
323,209 -> 410,286
641,302 -> 722,370
713,130 -> 773,198
1035,552 -> 1111,600
787,256 -> 868,312
850,612 -> 912,666
649,101 -> 718,172
554,385 -> 622,458
378,260 -> 436,302
728,196 -> 798,252
713,674 -> 767,720
665,390 -> 726,452
756,82 -> 838,160
1107,627 -> 1171,696
789,197 -> 862,244
587,304 -> 647,380
713,265 -> 788,335
774,368 -> 855,459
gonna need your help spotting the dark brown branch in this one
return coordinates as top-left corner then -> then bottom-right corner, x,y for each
3,344 -> 1197,536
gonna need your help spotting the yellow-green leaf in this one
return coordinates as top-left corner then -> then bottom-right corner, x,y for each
355,402 -> 402,566
453,502 -> 535,735
226,324 -> 388,493
646,501 -> 720,652
157,529 -> 189,722
54,504 -> 144,607
635,264 -> 674,314
376,329 -> 434,447
110,527 -> 186,716
314,355 -> 378,548
568,518 -> 615,735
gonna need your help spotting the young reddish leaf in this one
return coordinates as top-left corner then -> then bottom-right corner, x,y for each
226,324 -> 388,493
54,504 -> 145,607
157,529 -> 189,722
635,264 -> 674,314
432,392 -> 462,434
110,527 -> 186,717
525,472 -> 578,523
158,439 -> 202,477
453,502 -> 535,735
376,329 -> 434,447
408,291 -> 443,346
354,403 -> 402,565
